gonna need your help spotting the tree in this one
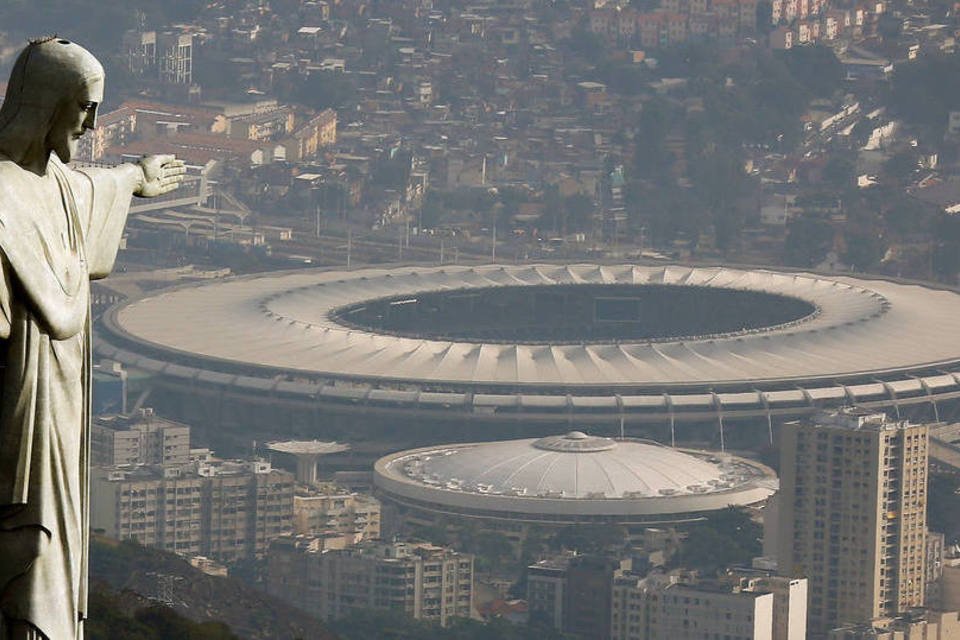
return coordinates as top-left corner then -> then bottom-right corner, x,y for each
633,97 -> 676,181
293,72 -> 359,113
563,193 -> 595,233
565,25 -> 606,66
420,193 -> 446,229
823,155 -> 856,190
330,609 -> 569,640
784,216 -> 834,267
670,507 -> 761,574
891,55 -> 960,140
553,524 -> 629,554
882,150 -> 918,186
688,150 -> 751,251
841,228 -> 886,272
779,45 -> 843,99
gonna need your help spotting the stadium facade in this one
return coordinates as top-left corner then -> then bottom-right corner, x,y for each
96,264 -> 960,438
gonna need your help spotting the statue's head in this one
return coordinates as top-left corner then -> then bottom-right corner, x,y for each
0,37 -> 104,164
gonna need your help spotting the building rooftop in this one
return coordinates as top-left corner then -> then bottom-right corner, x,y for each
375,432 -> 776,518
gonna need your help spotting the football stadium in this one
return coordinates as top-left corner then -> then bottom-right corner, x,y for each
97,263 -> 960,440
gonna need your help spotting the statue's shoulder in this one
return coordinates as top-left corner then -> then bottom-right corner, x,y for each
0,159 -> 36,207
0,157 -> 25,177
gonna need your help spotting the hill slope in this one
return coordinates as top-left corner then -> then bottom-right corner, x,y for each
91,537 -> 337,640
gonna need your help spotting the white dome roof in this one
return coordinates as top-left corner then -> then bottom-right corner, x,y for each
374,432 -> 777,519
417,432 -> 731,499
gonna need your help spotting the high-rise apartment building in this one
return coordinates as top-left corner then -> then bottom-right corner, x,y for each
778,409 -> 929,634
266,539 -> 473,626
123,30 -> 194,84
92,409 -> 190,467
91,458 -> 294,562
91,465 -> 204,555
527,554 -> 574,630
565,555 -> 622,639
200,459 -> 296,562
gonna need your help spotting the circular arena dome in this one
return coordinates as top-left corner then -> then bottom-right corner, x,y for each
373,431 -> 777,523
96,264 -> 960,432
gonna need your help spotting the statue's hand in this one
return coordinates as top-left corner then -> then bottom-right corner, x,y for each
135,154 -> 186,198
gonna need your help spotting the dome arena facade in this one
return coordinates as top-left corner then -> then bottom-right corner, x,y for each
373,431 -> 778,529
96,264 -> 960,435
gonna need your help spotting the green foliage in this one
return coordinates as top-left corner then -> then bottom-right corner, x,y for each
553,524 -> 629,555
670,507 -> 761,574
594,61 -> 650,96
374,150 -> 413,191
330,609 -> 570,640
882,150 -> 919,185
823,155 -> 856,190
291,72 -> 359,113
784,215 -> 834,267
778,45 -> 843,99
688,149 -> 751,250
562,193 -> 596,233
928,474 -> 960,542
932,213 -> 960,278
841,228 -> 886,271
87,585 -> 241,640
891,54 -> 960,140
564,25 -> 607,66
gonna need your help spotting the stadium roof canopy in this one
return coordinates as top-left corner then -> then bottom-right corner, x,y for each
108,264 -> 960,390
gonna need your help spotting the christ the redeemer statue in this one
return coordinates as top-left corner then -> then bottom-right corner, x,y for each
0,38 -> 185,639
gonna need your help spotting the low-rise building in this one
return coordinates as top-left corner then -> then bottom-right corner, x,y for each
611,571 -> 807,640
294,484 -> 381,540
266,538 -> 473,625
830,610 -> 960,639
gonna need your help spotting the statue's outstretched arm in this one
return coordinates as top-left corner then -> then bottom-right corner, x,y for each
75,156 -> 185,279
134,155 -> 186,198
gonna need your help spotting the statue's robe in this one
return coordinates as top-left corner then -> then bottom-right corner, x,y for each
0,154 -> 135,639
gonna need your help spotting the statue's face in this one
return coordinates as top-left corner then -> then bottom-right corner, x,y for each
46,75 -> 103,164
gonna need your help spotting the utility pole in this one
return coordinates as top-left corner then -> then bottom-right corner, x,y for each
439,238 -> 444,264
347,229 -> 352,269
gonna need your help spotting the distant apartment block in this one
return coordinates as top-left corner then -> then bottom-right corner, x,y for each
778,409 -> 929,634
608,569 -> 808,640
266,539 -> 473,626
829,610 -> 960,639
201,459 -> 295,562
92,408 -> 191,467
589,0 -> 757,49
527,554 -> 574,631
527,553 -> 805,639
294,485 -> 381,540
123,30 -> 194,84
769,2 -> 885,48
281,108 -> 337,162
92,456 -> 294,562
